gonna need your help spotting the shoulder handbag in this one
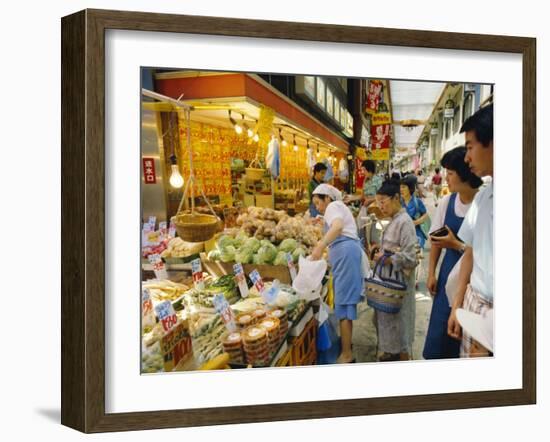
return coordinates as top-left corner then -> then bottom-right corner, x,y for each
365,252 -> 408,314
414,197 -> 431,239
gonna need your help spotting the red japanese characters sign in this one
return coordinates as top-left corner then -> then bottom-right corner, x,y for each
371,124 -> 391,150
355,158 -> 366,189
365,80 -> 383,115
142,157 -> 156,184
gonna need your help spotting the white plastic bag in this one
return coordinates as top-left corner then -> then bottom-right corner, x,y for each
292,255 -> 327,301
445,254 -> 464,307
315,301 -> 330,326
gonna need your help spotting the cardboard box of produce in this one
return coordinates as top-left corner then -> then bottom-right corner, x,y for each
200,253 -> 292,284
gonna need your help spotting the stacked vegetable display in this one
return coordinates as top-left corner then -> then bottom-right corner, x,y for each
207,206 -> 323,265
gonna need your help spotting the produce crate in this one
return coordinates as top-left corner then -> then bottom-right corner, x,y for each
275,347 -> 293,367
161,253 -> 200,265
289,318 -> 317,367
200,254 -> 292,284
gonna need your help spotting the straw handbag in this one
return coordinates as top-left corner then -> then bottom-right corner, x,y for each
365,252 -> 408,314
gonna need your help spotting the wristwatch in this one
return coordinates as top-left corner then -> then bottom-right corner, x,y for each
458,242 -> 466,253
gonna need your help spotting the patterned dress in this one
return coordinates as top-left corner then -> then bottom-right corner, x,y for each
376,209 -> 418,355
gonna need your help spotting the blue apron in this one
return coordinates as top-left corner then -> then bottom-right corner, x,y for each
422,193 -> 463,359
326,227 -> 364,319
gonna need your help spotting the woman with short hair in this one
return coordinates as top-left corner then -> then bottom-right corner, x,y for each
423,146 -> 483,359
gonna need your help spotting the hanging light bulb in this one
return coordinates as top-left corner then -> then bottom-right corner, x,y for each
306,139 -> 311,153
293,135 -> 298,152
244,115 -> 253,138
279,128 -> 288,147
253,132 -> 259,142
169,154 -> 184,188
228,110 -> 242,134
316,144 -> 321,158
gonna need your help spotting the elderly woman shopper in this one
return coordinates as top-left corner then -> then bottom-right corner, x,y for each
372,179 -> 418,361
310,184 -> 365,364
423,146 -> 482,359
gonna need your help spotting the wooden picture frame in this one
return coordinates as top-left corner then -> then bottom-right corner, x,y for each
61,8 -> 536,433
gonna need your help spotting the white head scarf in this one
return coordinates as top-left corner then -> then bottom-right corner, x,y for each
312,183 -> 342,201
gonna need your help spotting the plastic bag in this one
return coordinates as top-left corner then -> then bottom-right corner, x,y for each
445,254 -> 464,307
292,255 -> 327,301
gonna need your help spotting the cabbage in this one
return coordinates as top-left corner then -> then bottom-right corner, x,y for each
234,231 -> 249,248
217,235 -> 234,251
244,237 -> 261,253
292,247 -> 306,263
252,254 -> 264,265
220,245 -> 236,263
278,238 -> 298,253
207,249 -> 221,261
260,239 -> 274,248
273,251 -> 288,266
235,248 -> 253,264
257,245 -> 277,264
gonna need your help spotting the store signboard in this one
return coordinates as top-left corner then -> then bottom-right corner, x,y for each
303,76 -> 316,99
326,88 -> 334,118
367,147 -> 390,161
316,78 -> 326,110
371,124 -> 391,149
295,76 -> 316,102
142,157 -> 156,184
371,112 -> 392,126
365,80 -> 383,115
233,263 -> 249,298
334,97 -> 341,124
355,156 -> 366,188
444,107 -> 455,119
340,106 -> 348,129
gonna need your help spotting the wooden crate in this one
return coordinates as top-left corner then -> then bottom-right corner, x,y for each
275,347 -> 293,367
289,318 -> 317,366
200,253 -> 292,284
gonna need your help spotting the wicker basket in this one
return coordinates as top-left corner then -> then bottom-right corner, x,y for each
245,167 -> 265,181
173,213 -> 219,242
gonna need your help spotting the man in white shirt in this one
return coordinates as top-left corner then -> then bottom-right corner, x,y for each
447,103 -> 494,357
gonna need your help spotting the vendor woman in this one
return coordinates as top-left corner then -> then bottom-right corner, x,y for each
310,184 -> 365,364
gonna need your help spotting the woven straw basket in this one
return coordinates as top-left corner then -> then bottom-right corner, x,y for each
173,213 -> 219,242
245,167 -> 265,181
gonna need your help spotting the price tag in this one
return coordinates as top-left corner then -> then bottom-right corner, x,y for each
148,254 -> 168,280
286,253 -> 297,281
146,230 -> 160,246
154,300 -> 178,333
262,279 -> 281,305
191,258 -> 205,290
158,221 -> 168,240
249,269 -> 265,295
212,294 -> 236,332
141,288 -> 155,329
142,222 -> 153,246
168,220 -> 177,238
148,215 -> 157,230
233,263 -> 249,298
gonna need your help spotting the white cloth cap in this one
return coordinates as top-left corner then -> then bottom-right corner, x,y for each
456,308 -> 494,353
312,183 -> 342,201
